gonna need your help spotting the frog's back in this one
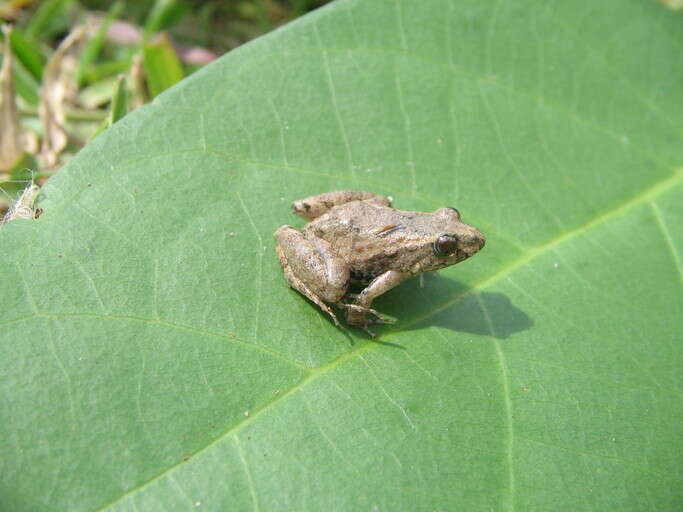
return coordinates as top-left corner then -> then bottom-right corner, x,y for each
331,201 -> 435,241
303,200 -> 435,284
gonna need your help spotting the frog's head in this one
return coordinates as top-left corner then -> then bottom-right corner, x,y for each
411,207 -> 486,274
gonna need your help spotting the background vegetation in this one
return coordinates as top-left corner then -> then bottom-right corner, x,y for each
0,0 -> 329,214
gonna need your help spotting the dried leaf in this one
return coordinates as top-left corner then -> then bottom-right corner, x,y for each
38,25 -> 87,168
0,25 -> 35,170
660,0 -> 683,11
129,51 -> 146,109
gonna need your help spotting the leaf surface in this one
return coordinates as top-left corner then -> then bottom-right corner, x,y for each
1,1 -> 682,510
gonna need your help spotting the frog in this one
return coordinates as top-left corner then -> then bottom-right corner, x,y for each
274,190 -> 486,335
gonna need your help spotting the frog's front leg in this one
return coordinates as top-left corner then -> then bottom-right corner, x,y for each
274,226 -> 350,326
345,270 -> 408,332
292,190 -> 392,221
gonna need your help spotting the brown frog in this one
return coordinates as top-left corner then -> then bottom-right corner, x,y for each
274,190 -> 486,335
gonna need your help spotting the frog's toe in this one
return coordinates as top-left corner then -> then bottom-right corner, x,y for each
372,314 -> 397,324
340,304 -> 396,327
360,306 -> 396,324
339,303 -> 375,316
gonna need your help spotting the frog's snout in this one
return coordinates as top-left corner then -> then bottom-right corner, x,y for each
459,228 -> 486,257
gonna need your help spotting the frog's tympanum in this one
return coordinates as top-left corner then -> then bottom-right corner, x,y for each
274,190 -> 486,335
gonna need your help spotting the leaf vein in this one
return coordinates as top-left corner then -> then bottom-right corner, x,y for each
234,435 -> 260,512
400,168 -> 683,329
0,312 -> 308,371
314,23 -> 356,182
358,354 -> 416,430
477,292 -> 515,512
301,390 -> 361,475
650,201 -> 683,283
236,192 -> 265,342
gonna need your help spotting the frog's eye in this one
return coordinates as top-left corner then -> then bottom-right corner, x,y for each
446,207 -> 461,220
437,207 -> 461,220
433,234 -> 459,256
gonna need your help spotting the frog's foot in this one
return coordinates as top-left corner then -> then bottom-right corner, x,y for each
361,325 -> 377,338
339,304 -> 397,328
339,303 -> 393,321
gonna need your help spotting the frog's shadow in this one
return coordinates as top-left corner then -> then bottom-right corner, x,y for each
371,273 -> 533,340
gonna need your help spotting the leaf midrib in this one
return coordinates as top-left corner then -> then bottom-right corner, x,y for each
95,167 -> 683,511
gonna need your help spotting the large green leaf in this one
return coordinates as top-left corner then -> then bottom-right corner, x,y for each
2,0 -> 682,510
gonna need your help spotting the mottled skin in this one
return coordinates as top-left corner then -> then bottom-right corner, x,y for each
274,190 -> 486,335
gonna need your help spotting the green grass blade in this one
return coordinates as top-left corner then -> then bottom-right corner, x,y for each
143,0 -> 188,38
78,74 -> 119,109
81,58 -> 132,84
91,74 -> 128,139
142,33 -> 183,97
8,29 -> 45,81
24,0 -> 74,40
76,0 -> 125,87
0,54 -> 39,106
108,74 -> 128,124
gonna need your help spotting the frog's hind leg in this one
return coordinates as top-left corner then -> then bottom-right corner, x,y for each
278,253 -> 340,326
345,270 -> 408,329
292,190 -> 392,221
274,226 -> 349,327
